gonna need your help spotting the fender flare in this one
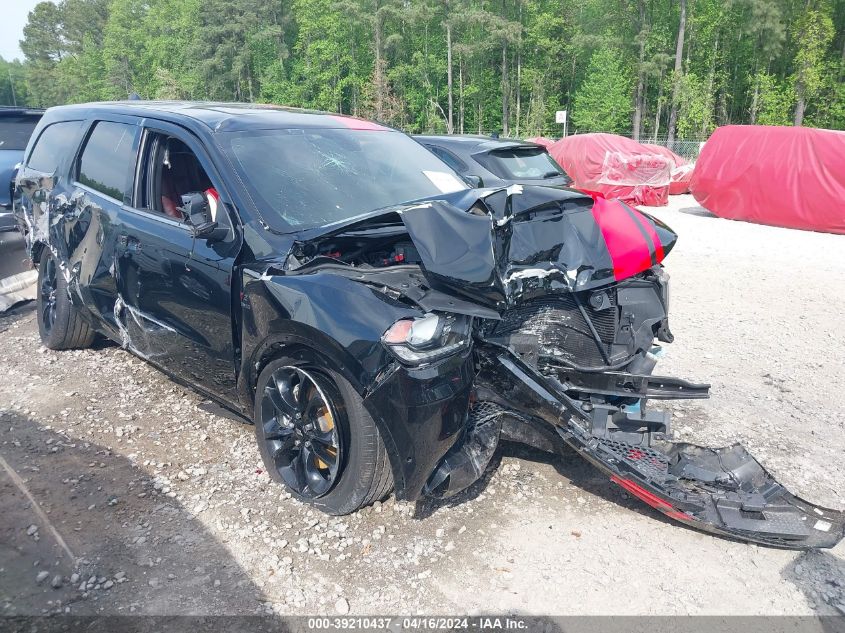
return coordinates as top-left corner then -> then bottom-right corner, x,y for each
239,325 -> 409,497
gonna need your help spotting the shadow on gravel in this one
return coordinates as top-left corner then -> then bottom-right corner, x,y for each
0,411 -> 263,617
415,438 -> 688,533
413,450 -> 506,519
500,440 -> 683,525
0,300 -> 35,332
678,206 -> 717,218
782,550 -> 845,616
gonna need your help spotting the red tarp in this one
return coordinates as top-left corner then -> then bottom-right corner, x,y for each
690,125 -> 845,234
526,136 -> 555,148
548,133 -> 672,206
642,143 -> 693,195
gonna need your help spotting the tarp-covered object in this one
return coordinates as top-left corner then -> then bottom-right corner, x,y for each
0,270 -> 37,313
526,136 -> 555,148
548,133 -> 671,206
690,125 -> 845,234
642,143 -> 693,195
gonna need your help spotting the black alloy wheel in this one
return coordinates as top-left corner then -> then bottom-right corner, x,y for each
39,254 -> 58,333
259,365 -> 343,498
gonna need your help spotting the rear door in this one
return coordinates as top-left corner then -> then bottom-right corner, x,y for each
68,116 -> 142,334
113,119 -> 241,402
16,116 -> 138,335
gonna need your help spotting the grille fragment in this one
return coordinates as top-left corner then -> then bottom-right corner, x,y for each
489,294 -> 619,367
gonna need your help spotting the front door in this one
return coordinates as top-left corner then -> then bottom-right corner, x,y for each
114,121 -> 241,403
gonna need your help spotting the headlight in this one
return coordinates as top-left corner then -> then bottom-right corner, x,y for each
382,313 -> 472,364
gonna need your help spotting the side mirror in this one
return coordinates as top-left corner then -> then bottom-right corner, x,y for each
464,174 -> 484,188
180,191 -> 228,242
190,220 -> 228,242
179,192 -> 209,225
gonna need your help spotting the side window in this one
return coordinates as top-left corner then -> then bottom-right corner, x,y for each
77,121 -> 137,201
27,121 -> 83,173
427,145 -> 467,173
141,132 -> 216,221
0,115 -> 41,151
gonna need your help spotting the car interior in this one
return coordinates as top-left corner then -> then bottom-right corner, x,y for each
148,135 -> 214,220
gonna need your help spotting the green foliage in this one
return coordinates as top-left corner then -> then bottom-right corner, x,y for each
5,0 -> 844,135
0,57 -> 30,106
572,46 -> 633,134
752,72 -> 795,126
792,7 -> 836,101
676,71 -> 715,137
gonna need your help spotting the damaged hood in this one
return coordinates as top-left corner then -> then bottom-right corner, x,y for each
394,186 -> 677,309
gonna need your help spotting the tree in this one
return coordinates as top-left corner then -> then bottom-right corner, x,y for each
572,46 -> 634,134
632,0 -> 648,140
792,5 -> 835,126
8,0 -> 845,134
0,57 -> 30,106
752,71 -> 795,125
666,0 -> 687,144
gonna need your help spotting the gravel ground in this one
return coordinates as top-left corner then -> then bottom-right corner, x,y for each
1,194 -> 844,617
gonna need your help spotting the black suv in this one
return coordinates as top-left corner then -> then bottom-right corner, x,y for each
14,102 -> 843,548
414,134 -> 571,188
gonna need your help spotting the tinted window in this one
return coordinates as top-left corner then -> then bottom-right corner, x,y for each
27,120 -> 83,173
78,121 -> 137,200
427,145 -> 467,173
219,128 -> 468,231
485,147 -> 565,180
0,115 -> 41,151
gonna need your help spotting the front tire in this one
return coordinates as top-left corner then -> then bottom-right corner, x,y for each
254,358 -> 393,515
36,248 -> 96,350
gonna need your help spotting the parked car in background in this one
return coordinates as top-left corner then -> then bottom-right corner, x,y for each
414,134 -> 572,188
13,102 -> 844,549
1,107 -> 43,232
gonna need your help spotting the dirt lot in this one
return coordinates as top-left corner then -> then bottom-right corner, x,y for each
1,194 -> 844,617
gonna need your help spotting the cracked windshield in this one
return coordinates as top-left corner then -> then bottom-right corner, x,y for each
221,127 -> 467,231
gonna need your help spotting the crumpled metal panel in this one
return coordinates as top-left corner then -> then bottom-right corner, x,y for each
396,186 -> 675,310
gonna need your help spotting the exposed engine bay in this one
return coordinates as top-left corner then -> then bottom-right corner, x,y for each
272,185 -> 845,549
291,230 -> 423,269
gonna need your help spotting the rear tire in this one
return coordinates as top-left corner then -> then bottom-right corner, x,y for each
36,248 -> 96,350
254,357 -> 393,515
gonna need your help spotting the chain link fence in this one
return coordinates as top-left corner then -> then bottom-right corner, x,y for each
640,137 -> 707,161
527,131 -> 708,161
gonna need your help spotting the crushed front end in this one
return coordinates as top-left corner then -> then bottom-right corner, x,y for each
282,185 -> 844,549
404,188 -> 844,549
462,279 -> 845,549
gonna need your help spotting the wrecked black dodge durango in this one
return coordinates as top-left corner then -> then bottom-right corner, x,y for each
14,102 -> 844,548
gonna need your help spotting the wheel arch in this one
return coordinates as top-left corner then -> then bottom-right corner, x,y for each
241,327 -> 408,497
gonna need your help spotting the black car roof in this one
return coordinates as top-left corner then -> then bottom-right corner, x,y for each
414,134 -> 542,152
37,101 -> 393,133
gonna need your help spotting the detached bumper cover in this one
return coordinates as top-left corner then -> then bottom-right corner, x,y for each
484,350 -> 845,549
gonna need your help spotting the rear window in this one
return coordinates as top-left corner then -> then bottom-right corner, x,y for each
78,121 -> 137,201
483,147 -> 565,180
27,120 -> 83,173
0,115 -> 41,151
